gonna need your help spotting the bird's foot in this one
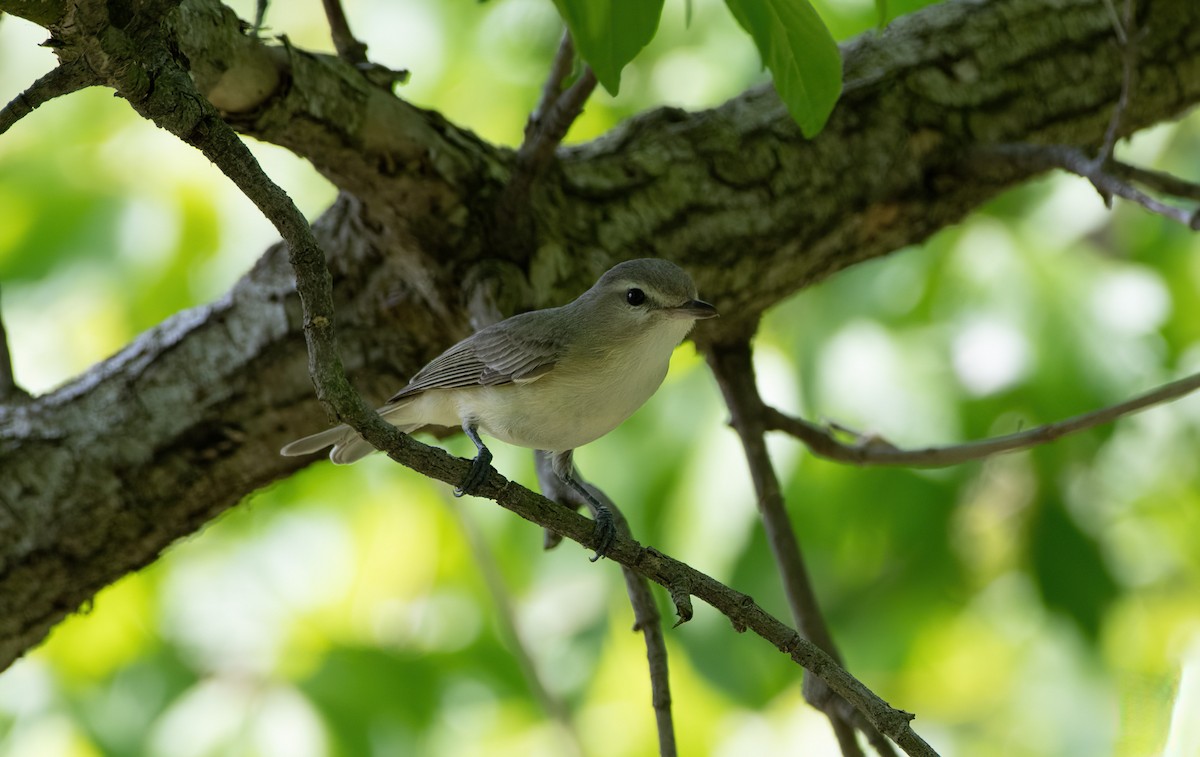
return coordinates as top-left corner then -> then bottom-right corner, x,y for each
454,446 -> 493,497
588,502 -> 616,562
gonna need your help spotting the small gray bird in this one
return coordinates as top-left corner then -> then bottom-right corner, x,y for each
281,258 -> 717,557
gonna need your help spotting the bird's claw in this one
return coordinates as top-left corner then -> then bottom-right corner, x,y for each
454,448 -> 493,497
589,508 -> 616,562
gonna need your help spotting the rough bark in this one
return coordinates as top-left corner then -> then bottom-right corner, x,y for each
0,0 -> 1197,671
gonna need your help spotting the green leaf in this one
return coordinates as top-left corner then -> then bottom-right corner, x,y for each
552,0 -> 665,95
875,0 -> 889,28
724,0 -> 843,137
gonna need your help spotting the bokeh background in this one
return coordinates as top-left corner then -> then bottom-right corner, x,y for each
3,0 -> 1200,755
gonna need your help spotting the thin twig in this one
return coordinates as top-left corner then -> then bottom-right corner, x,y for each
493,29 -> 598,260
705,339 -> 895,757
1093,0 -> 1136,180
766,370 -> 1200,468
0,287 -> 30,403
448,500 -> 585,757
320,0 -> 368,65
1109,160 -> 1200,202
535,452 -> 679,757
983,143 -> 1200,229
523,30 -> 578,152
1099,0 -> 1127,45
0,61 -> 95,138
516,31 -> 597,173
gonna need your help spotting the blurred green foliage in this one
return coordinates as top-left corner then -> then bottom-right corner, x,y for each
2,0 -> 1200,756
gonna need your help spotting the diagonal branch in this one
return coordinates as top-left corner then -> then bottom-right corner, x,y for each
1,11 -> 923,751
0,61 -> 95,137
765,370 -> 1200,468
705,338 -> 896,757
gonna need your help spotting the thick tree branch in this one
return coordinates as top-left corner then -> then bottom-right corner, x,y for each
764,371 -> 1200,467
3,0 -> 1189,326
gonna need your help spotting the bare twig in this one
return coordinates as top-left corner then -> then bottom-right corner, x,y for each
982,143 -> 1200,229
705,339 -> 896,757
320,0 -> 368,65
493,30 -> 598,260
766,370 -> 1200,468
524,31 -> 578,151
0,287 -> 30,403
1093,0 -> 1136,180
0,61 -> 94,137
516,31 -> 597,173
1109,160 -> 1200,202
448,501 -> 585,757
1099,0 -> 1127,45
535,452 -> 678,757
976,1 -> 1200,228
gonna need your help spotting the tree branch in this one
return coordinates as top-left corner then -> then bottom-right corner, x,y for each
0,287 -> 29,404
1093,0 -> 1136,176
977,143 -> 1200,229
493,30 -> 598,260
1108,160 -> 1200,201
0,61 -> 94,137
320,0 -> 367,65
516,31 -> 597,175
764,370 -> 1200,467
389,441 -> 937,755
705,338 -> 895,757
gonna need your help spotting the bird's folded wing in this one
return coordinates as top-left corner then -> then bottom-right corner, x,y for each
386,319 -> 562,403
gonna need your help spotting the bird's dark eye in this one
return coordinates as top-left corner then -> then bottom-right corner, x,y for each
626,288 -> 646,306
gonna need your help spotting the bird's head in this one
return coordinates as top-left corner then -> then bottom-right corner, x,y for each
581,259 -> 718,333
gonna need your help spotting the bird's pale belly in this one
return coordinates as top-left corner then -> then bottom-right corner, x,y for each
457,361 -> 670,453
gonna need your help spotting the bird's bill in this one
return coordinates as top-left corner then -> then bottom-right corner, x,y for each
666,299 -> 719,320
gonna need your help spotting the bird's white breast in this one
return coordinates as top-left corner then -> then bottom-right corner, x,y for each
456,318 -> 694,452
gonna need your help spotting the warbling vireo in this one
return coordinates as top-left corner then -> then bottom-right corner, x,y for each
281,258 -> 718,557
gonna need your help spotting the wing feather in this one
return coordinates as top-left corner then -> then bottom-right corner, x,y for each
387,314 -> 564,403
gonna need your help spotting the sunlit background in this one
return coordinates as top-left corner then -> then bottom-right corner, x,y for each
3,0 -> 1200,755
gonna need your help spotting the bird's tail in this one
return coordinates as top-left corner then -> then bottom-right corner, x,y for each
280,402 -> 421,465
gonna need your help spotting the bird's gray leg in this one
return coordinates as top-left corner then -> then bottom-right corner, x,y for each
455,422 -> 494,497
551,450 -> 616,561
